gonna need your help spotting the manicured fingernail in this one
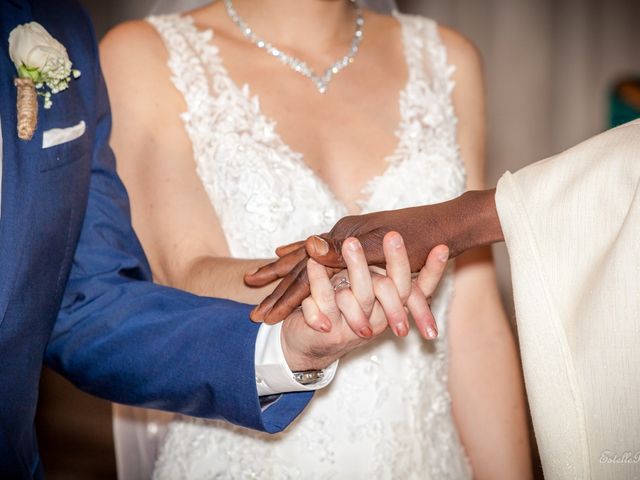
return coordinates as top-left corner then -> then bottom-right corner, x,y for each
395,322 -> 408,337
311,236 -> 329,256
319,320 -> 332,333
389,233 -> 403,249
437,251 -> 449,262
359,326 -> 373,338
426,327 -> 438,339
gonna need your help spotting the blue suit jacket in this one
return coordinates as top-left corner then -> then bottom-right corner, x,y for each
0,1 -> 311,477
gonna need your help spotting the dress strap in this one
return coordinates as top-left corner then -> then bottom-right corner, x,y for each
393,13 -> 466,194
146,14 -> 233,191
422,18 -> 457,101
147,15 -> 210,116
395,13 -> 456,104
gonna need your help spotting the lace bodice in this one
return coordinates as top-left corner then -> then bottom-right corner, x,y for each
148,12 -> 471,480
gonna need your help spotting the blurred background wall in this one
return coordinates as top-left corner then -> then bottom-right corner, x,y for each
403,0 -> 640,306
37,0 -> 640,478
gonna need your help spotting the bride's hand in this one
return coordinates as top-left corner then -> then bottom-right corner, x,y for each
305,236 -> 406,338
279,233 -> 448,372
250,231 -> 449,339
305,234 -> 446,339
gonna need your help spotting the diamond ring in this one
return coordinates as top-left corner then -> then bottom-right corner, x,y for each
333,277 -> 351,292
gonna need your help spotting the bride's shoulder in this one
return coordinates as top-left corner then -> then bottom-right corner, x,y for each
99,20 -> 184,127
400,13 -> 480,60
394,12 -> 482,69
100,20 -> 167,70
100,19 -> 178,101
437,24 -> 482,69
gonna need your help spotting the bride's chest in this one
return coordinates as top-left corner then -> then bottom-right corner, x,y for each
186,47 -> 466,256
192,94 -> 465,258
200,83 -> 465,204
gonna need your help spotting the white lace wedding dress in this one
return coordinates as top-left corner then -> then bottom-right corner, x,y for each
146,11 -> 471,480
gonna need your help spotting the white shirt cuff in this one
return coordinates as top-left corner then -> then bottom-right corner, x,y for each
254,322 -> 338,396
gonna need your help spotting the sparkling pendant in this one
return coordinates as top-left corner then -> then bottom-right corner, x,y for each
225,0 -> 364,94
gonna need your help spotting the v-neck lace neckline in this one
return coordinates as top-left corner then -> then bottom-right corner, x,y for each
182,11 -> 416,215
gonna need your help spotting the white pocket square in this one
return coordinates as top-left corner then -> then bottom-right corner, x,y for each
42,120 -> 86,149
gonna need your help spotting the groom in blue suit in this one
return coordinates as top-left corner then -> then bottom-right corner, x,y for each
0,1 -> 385,477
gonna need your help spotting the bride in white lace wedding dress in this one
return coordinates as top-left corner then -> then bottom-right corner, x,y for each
101,0 -> 532,478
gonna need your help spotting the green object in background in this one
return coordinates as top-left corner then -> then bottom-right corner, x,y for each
609,78 -> 640,128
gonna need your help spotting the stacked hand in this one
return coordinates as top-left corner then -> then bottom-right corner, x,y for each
275,233 -> 450,372
246,190 -> 502,327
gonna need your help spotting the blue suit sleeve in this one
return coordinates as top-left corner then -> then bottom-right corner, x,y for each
43,7 -> 311,434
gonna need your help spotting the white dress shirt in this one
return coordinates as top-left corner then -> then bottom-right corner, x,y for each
255,322 -> 337,396
0,115 -> 334,396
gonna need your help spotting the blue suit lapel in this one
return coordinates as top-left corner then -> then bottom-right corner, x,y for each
0,0 -> 39,326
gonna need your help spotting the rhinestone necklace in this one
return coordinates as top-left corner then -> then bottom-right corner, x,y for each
224,0 -> 364,94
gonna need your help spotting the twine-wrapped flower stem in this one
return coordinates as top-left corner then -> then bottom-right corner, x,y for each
9,22 -> 81,142
15,77 -> 38,141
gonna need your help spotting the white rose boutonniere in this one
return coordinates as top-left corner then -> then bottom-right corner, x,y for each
8,22 -> 81,140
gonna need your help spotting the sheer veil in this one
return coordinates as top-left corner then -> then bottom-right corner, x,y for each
150,0 -> 399,15
114,0 -> 398,478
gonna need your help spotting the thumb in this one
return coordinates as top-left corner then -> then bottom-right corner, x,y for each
305,236 -> 345,268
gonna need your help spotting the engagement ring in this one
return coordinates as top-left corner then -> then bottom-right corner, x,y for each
333,277 -> 351,292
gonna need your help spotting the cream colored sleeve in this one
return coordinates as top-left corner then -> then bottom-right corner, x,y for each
495,120 -> 640,480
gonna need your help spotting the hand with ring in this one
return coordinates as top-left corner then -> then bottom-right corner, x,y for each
278,232 -> 449,372
289,232 -> 450,340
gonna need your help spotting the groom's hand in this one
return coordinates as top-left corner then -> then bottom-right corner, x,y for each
247,189 -> 503,323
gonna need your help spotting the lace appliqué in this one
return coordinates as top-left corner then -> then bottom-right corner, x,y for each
147,12 -> 471,480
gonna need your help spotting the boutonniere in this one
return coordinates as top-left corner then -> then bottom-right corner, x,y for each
8,22 -> 81,141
